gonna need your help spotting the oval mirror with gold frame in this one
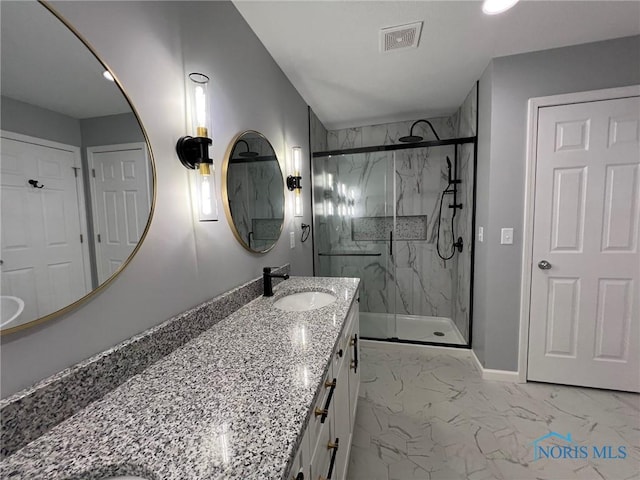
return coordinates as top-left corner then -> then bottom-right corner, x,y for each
0,1 -> 156,334
222,131 -> 284,253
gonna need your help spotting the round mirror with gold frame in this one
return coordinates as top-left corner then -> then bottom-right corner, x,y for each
0,1 -> 156,334
222,131 -> 284,253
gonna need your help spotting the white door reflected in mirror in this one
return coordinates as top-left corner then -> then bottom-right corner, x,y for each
0,1 -> 155,333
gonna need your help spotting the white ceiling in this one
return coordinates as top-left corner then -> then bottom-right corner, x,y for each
233,1 -> 640,129
1,1 -> 131,120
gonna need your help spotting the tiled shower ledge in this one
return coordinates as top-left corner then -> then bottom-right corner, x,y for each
0,275 -> 360,480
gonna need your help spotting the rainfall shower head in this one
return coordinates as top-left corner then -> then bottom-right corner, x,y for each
398,134 -> 424,143
235,139 -> 259,157
398,119 -> 441,143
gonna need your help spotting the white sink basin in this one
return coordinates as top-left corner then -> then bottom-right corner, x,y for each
1,296 -> 25,328
274,291 -> 336,312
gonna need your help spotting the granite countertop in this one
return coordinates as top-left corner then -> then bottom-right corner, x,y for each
0,276 -> 360,480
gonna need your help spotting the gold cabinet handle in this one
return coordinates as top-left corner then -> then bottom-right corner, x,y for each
314,407 -> 327,417
317,378 -> 337,423
319,437 -> 340,480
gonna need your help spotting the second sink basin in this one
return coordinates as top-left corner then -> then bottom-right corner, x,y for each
273,291 -> 336,312
1,296 -> 25,328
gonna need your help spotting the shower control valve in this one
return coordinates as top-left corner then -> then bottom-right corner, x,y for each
454,237 -> 463,253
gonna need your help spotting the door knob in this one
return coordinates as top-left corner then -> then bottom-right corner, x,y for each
538,260 -> 552,270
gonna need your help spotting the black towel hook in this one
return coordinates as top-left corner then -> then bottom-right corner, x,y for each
28,179 -> 44,189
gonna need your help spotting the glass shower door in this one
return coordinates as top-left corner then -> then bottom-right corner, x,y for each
312,151 -> 396,339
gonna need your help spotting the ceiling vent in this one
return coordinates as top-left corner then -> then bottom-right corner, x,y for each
380,21 -> 423,53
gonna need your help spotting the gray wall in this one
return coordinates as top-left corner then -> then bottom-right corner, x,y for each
1,1 -> 313,396
80,112 -> 144,147
473,35 -> 640,371
473,62 -> 492,366
1,96 -> 81,146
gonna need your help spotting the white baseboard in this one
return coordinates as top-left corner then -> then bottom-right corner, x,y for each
471,349 -> 519,382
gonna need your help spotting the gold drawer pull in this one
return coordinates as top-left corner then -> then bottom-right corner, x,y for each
350,334 -> 358,373
318,437 -> 339,480
314,407 -> 327,417
316,378 -> 336,423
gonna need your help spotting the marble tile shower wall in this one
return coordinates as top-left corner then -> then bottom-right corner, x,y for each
450,84 -> 477,341
227,161 -> 284,250
316,117 -> 459,320
309,108 -> 328,153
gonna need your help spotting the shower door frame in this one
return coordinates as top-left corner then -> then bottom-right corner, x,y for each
311,135 -> 478,349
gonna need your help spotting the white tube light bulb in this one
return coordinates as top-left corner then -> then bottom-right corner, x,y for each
195,86 -> 207,135
195,163 -> 218,221
188,73 -> 210,138
294,190 -> 303,217
292,146 -> 302,175
201,174 -> 212,215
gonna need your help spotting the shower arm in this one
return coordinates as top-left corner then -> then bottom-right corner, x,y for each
409,120 -> 441,141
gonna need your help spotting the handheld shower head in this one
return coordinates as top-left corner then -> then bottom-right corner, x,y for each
398,119 -> 441,143
446,157 -> 452,184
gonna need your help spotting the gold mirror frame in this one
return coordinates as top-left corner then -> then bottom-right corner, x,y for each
1,1 -> 157,336
222,131 -> 285,254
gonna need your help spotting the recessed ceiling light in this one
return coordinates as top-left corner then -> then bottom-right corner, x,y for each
102,70 -> 115,82
482,0 -> 520,15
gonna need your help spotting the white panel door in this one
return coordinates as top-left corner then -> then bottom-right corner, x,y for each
88,143 -> 150,283
1,134 -> 89,325
528,96 -> 640,392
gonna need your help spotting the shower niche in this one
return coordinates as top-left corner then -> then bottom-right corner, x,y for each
309,85 -> 477,347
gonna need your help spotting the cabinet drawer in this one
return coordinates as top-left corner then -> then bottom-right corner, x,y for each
333,355 -> 351,480
308,364 -> 335,453
332,332 -> 347,374
310,419 -> 339,480
290,443 -> 304,480
290,422 -> 311,480
347,308 -> 360,430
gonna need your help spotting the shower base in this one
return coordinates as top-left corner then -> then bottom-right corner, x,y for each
360,312 -> 466,345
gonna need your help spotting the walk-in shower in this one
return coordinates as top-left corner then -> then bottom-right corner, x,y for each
309,87 -> 477,348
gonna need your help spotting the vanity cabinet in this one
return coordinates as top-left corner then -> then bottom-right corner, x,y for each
291,296 -> 360,480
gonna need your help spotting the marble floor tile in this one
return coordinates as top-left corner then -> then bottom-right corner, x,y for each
347,343 -> 640,480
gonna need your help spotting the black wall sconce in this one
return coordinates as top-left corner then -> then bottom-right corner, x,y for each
176,73 -> 218,221
287,146 -> 303,217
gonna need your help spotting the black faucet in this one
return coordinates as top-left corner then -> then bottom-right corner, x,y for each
263,267 -> 289,297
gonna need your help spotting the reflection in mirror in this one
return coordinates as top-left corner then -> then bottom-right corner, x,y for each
0,1 -> 154,333
223,131 -> 284,253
